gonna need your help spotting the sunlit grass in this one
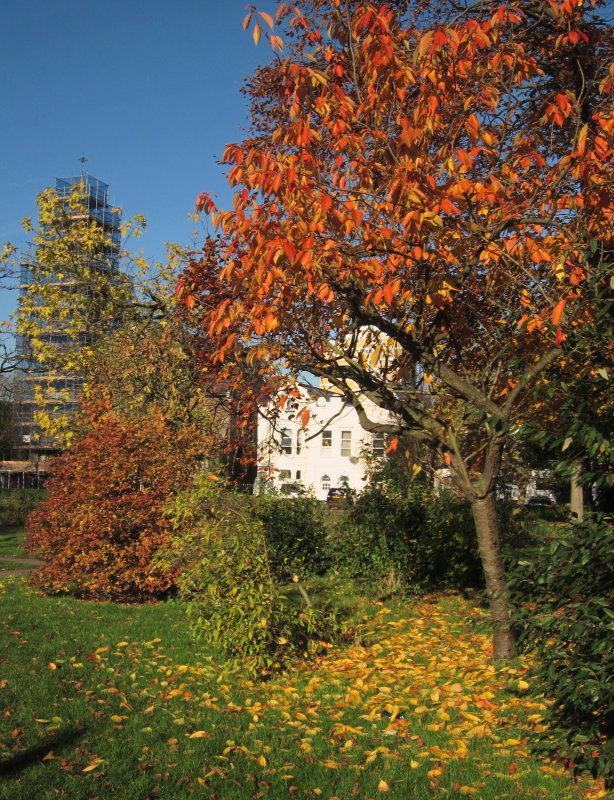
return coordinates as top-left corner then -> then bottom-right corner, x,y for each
0,577 -> 605,800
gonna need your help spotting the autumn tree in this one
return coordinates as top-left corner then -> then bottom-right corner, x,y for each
179,0 -> 613,659
26,402 -> 207,601
13,179 -> 192,446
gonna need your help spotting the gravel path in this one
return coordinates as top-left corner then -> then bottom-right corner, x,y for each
0,556 -> 43,576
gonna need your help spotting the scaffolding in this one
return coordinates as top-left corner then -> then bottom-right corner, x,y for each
11,173 -> 122,461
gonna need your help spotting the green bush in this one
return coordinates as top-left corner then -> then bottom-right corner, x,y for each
508,517 -> 613,781
161,475 -> 338,675
256,492 -> 329,581
328,473 -> 483,592
0,490 -> 46,527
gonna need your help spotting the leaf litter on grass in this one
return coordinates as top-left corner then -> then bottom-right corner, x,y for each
0,578 -> 608,799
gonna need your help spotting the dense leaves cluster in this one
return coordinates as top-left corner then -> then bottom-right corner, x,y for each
257,491 -> 329,580
162,475 -> 338,675
330,482 -> 483,592
26,410 -> 202,601
509,518 -> 614,781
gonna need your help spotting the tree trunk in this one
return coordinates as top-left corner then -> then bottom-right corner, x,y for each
471,492 -> 515,661
570,462 -> 584,521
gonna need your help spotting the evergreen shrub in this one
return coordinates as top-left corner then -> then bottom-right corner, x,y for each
327,454 -> 483,591
256,492 -> 329,580
509,517 -> 614,781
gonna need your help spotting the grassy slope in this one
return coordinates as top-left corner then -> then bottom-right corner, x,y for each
0,578 -> 606,800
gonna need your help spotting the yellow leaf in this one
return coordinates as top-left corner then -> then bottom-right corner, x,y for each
459,787 -> 478,795
35,719 -> 51,723
258,754 -> 267,767
189,731 -> 212,739
110,715 -> 127,723
82,759 -> 104,772
116,642 -> 129,647
518,679 -> 529,690
48,662 -> 57,671
378,779 -> 390,792
42,751 -> 55,761
410,760 -> 420,769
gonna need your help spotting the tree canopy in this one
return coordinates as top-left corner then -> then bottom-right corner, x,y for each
179,0 -> 613,659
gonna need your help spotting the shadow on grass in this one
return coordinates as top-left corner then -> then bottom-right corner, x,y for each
0,725 -> 87,778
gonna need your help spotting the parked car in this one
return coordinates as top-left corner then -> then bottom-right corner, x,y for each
327,487 -> 353,505
525,495 -> 556,507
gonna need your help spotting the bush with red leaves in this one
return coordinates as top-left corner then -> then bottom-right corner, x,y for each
26,411 -> 202,601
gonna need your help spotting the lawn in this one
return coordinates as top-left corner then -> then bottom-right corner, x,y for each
0,576 -> 606,800
0,525 -> 27,559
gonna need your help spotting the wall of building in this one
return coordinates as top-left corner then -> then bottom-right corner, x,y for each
256,385 -> 393,500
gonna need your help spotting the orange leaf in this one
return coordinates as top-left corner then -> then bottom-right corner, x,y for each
385,437 -> 399,454
253,23 -> 261,45
383,283 -> 395,304
551,298 -> 567,326
258,11 -> 274,28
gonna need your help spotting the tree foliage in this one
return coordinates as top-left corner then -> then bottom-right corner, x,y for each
26,406 -> 205,601
179,0 -> 613,658
14,182 -> 186,446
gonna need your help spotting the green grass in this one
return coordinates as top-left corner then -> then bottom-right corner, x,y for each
0,577 -> 606,800
0,526 -> 27,559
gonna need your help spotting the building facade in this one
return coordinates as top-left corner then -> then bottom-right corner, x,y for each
256,384 -> 393,500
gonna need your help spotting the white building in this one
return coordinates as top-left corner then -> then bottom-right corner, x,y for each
256,384 -> 393,500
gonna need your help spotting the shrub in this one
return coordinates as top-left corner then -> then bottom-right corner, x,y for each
26,412 -> 201,601
163,475 -> 338,675
0,489 -> 46,527
328,474 -> 483,592
256,492 -> 329,580
508,517 -> 614,781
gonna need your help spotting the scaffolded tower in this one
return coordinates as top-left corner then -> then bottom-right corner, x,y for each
13,174 -> 122,463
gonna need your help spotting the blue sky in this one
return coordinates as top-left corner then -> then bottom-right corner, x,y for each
0,0 -> 278,319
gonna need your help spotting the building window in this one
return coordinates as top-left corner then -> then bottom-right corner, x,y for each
280,428 -> 292,454
338,475 -> 349,486
278,469 -> 291,480
341,430 -> 352,457
296,470 -> 301,480
296,429 -> 303,455
322,430 -> 332,448
321,474 -> 331,493
372,431 -> 385,457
